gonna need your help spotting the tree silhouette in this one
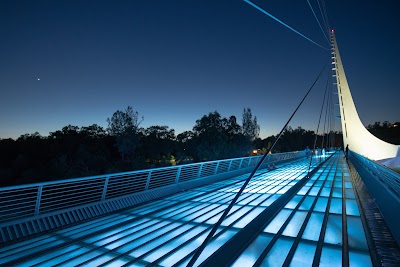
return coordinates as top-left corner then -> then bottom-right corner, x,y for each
242,108 -> 260,141
107,106 -> 143,160
190,111 -> 254,161
140,126 -> 176,166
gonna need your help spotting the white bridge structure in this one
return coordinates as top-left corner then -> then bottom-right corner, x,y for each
331,30 -> 400,164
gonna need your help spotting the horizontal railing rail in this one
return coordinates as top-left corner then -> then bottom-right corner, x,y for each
350,151 -> 400,199
0,151 -> 305,224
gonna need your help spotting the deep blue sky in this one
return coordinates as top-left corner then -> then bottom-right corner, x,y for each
1,0 -> 399,139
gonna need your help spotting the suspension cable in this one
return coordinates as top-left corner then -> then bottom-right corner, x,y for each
307,64 -> 329,175
328,75 -> 333,146
321,74 -> 331,148
187,63 -> 328,267
306,0 -> 330,44
321,0 -> 331,32
317,0 -> 330,34
326,81 -> 332,147
243,0 -> 329,50
328,93 -> 332,148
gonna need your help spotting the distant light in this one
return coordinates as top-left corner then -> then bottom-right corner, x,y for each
331,29 -> 334,32
37,78 -> 40,81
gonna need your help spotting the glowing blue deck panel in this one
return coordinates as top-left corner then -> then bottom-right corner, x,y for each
231,154 -> 372,266
0,154 -> 372,266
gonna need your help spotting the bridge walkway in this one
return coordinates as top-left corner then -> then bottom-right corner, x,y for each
0,153 -> 373,266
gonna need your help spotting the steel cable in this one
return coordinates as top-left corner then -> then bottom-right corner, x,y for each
243,0 -> 329,50
307,63 -> 330,175
306,0 -> 330,44
187,63 -> 328,267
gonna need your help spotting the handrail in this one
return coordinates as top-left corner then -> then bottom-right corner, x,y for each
0,151 -> 305,223
349,151 -> 400,200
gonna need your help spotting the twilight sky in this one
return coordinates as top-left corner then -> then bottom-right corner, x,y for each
1,0 -> 399,139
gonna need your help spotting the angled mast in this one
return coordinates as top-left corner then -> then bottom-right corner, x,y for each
330,30 -> 399,160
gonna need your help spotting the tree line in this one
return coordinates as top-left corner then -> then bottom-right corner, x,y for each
9,107 -> 397,186
0,107 -> 260,186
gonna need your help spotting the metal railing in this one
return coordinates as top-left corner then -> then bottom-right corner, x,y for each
0,151 -> 305,224
350,151 -> 400,200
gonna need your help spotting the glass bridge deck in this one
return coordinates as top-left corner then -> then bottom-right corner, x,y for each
0,153 -> 372,266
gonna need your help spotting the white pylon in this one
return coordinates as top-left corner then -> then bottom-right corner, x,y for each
331,30 -> 399,161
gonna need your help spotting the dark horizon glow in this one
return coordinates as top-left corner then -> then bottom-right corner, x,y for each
1,0 -> 399,139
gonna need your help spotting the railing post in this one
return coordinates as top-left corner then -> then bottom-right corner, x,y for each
197,164 -> 203,178
101,176 -> 110,201
175,166 -> 182,184
214,162 -> 220,175
228,160 -> 233,172
34,185 -> 43,216
145,171 -> 151,190
239,158 -> 244,169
